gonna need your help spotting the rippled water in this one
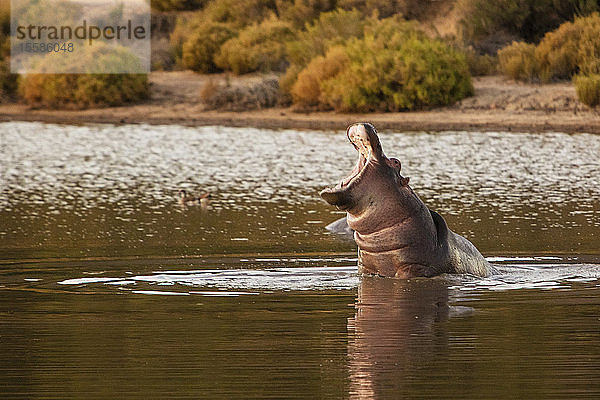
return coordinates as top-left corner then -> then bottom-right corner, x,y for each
1,122 -> 599,399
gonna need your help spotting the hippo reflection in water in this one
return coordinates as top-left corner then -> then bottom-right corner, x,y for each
320,123 -> 494,278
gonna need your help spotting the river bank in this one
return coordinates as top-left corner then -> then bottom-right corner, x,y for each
1,72 -> 599,133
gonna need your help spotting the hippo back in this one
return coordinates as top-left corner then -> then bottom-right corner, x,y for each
430,209 -> 493,277
446,232 -> 494,276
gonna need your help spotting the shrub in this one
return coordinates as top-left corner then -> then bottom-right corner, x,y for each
278,63 -> 302,105
498,41 -> 538,82
181,21 -> 236,72
291,46 -> 349,108
461,46 -> 498,76
201,0 -> 278,27
327,37 -> 472,112
361,14 -> 425,45
286,8 -> 365,68
170,0 -> 278,67
19,45 -> 148,109
497,12 -> 600,82
457,0 -> 598,52
275,0 -> 337,28
281,9 -> 365,98
284,14 -> 423,102
338,0 -> 434,19
215,17 -> 295,74
574,73 -> 600,107
576,13 -> 600,76
291,18 -> 473,112
170,12 -> 202,65
534,19 -> 580,81
20,73 -> 148,109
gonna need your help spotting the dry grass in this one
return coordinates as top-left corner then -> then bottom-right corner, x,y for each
200,76 -> 280,111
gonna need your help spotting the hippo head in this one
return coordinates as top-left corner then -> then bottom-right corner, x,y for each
320,123 -> 410,219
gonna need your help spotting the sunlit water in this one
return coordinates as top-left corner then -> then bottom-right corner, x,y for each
1,122 -> 599,399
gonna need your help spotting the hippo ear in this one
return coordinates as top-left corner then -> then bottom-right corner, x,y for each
386,157 -> 401,171
319,188 -> 354,209
401,176 -> 410,186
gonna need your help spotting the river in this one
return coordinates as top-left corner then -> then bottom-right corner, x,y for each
1,122 -> 599,398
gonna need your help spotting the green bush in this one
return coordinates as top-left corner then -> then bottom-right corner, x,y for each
291,18 -> 473,112
181,21 -> 236,72
284,14 -> 423,102
498,41 -> 538,82
19,45 -> 148,109
286,8 -> 365,68
215,17 -> 295,74
574,73 -> 600,107
281,9 -> 365,99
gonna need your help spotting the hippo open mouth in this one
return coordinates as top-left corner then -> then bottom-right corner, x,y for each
341,126 -> 373,187
320,123 -> 382,206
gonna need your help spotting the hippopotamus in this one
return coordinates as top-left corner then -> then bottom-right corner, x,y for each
320,123 -> 494,278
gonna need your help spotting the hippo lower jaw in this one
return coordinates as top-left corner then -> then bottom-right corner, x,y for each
319,156 -> 366,208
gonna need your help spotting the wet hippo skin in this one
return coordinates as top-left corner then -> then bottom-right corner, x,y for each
320,123 -> 493,278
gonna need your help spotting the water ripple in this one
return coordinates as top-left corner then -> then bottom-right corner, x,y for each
2,123 -> 599,212
53,258 -> 600,294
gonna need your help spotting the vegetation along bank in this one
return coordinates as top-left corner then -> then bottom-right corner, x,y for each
0,0 -> 599,130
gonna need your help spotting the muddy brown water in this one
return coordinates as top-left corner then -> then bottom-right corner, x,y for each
1,122 -> 599,399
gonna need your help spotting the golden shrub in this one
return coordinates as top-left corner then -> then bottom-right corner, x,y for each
574,73 -> 600,107
498,41 -> 538,82
535,20 -> 581,82
290,46 -> 349,108
498,13 -> 600,82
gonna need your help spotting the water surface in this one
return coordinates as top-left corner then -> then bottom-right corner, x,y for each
1,122 -> 599,399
